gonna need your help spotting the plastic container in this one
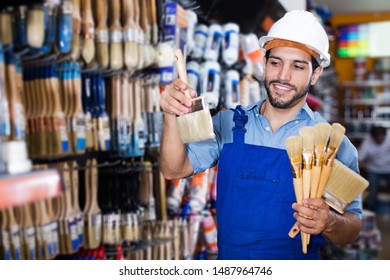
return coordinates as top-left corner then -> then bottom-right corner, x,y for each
192,24 -> 208,59
204,24 -> 222,61
200,61 -> 221,109
222,23 -> 240,66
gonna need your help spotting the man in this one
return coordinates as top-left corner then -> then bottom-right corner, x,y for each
159,10 -> 362,259
358,125 -> 390,211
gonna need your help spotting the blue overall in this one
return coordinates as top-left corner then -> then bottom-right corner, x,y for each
216,106 -> 325,259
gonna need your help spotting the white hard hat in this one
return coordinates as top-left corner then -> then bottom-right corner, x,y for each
259,10 -> 331,67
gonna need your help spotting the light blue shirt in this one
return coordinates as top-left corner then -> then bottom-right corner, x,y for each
186,99 -> 362,219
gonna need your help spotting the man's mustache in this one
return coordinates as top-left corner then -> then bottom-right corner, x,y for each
268,80 -> 297,91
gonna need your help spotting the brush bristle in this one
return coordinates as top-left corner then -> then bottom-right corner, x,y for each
314,123 -> 331,147
110,42 -> 124,70
285,136 -> 303,159
329,123 -> 346,150
96,43 -> 109,68
176,109 -> 215,143
323,159 -> 369,213
299,126 -> 315,150
82,38 -> 96,64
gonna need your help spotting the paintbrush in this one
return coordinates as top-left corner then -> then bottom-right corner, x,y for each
95,0 -> 109,68
81,73 -> 94,150
27,5 -> 45,48
139,161 -> 156,221
150,0 -> 158,46
285,135 -> 307,253
57,0 -> 73,54
70,62 -> 87,154
120,74 -> 131,155
70,0 -> 82,61
109,0 -> 124,70
20,204 -> 36,259
38,199 -> 58,259
59,164 -> 79,255
0,209 -> 12,259
310,123 -> 332,202
121,169 -> 133,243
45,197 -> 60,259
140,0 -> 154,68
299,126 -> 315,246
316,123 -> 346,198
133,80 -> 146,156
50,64 -> 70,156
133,0 -> 144,70
32,66 -> 46,156
122,0 -> 138,70
84,159 -> 102,249
6,208 -> 22,260
96,73 -> 111,151
174,49 -> 215,143
0,9 -> 13,46
323,159 -> 369,214
81,0 -> 96,65
69,161 -> 84,249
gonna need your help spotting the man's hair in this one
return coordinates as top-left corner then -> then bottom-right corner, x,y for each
265,50 -> 320,72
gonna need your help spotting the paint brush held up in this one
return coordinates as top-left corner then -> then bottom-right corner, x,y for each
310,123 -> 332,200
174,49 -> 215,143
285,135 -> 306,254
316,123 -> 346,198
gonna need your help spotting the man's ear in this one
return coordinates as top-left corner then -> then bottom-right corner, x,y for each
310,66 -> 323,85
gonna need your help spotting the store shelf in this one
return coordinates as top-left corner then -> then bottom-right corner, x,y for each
0,169 -> 63,209
342,80 -> 390,88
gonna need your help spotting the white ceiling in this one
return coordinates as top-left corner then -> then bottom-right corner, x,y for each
313,0 -> 390,14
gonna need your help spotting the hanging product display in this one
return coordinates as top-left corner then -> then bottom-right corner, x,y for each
222,23 -> 240,66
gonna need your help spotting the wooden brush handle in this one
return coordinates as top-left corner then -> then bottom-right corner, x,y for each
83,160 -> 91,214
316,164 -> 332,198
109,0 -> 121,30
150,0 -> 158,45
302,169 -> 311,200
70,161 -> 81,213
95,0 -> 108,30
288,222 -> 300,238
293,177 -> 303,205
128,80 -> 135,122
140,0 -> 149,34
310,165 -> 322,200
0,11 -> 13,45
90,159 -> 100,214
121,74 -> 129,118
72,0 -> 81,33
81,0 -> 94,36
134,80 -> 142,122
72,65 -> 83,114
174,49 -> 191,98
122,0 -> 134,28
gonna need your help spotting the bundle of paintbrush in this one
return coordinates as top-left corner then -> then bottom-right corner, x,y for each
286,123 -> 368,252
174,49 -> 215,143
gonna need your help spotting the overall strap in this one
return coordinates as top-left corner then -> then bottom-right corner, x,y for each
230,105 -> 248,144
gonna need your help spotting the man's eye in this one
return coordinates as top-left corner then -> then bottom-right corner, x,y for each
294,65 -> 304,70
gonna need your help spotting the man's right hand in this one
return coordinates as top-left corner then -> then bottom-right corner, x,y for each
160,78 -> 197,116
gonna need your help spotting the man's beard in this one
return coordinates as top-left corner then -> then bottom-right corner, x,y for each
264,80 -> 310,109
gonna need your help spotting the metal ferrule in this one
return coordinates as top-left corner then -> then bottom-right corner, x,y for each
190,96 -> 207,113
302,149 -> 314,170
324,145 -> 337,166
289,157 -> 302,179
313,145 -> 326,167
